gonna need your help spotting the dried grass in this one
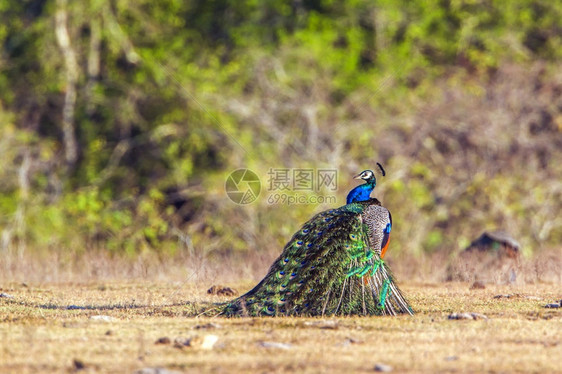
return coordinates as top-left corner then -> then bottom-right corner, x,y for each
1,246 -> 560,286
0,280 -> 560,373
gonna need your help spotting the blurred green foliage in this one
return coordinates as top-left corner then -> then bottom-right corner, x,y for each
0,0 -> 561,259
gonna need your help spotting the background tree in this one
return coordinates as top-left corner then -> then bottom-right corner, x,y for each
0,0 -> 561,277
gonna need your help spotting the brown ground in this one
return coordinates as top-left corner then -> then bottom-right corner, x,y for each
1,281 -> 560,373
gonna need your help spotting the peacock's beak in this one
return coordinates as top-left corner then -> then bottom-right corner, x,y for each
353,173 -> 362,180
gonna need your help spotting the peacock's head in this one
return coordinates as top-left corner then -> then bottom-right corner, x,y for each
354,169 -> 375,182
353,163 -> 386,184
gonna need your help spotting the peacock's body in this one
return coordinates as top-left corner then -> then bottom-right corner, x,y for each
221,168 -> 413,317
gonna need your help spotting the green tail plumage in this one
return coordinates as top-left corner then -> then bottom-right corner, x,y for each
220,198 -> 413,317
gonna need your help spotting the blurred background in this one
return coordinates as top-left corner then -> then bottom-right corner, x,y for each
0,0 -> 561,283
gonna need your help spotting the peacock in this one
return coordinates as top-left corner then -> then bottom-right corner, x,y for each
221,166 -> 413,317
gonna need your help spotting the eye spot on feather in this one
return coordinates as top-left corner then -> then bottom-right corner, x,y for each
349,233 -> 358,241
277,271 -> 286,278
302,228 -> 309,234
296,240 -> 303,246
307,242 -> 313,248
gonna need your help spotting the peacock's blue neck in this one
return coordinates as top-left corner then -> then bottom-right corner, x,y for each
346,181 -> 376,204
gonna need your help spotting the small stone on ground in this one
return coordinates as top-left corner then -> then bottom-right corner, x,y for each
207,285 -> 238,297
173,335 -> 218,350
493,294 -> 513,299
448,312 -> 488,320
134,368 -> 182,374
89,315 -> 116,322
259,341 -> 293,350
194,322 -> 221,329
302,320 -> 338,329
374,363 -> 393,372
155,337 -> 171,344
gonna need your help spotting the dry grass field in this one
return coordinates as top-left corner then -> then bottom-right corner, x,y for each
1,280 -> 560,373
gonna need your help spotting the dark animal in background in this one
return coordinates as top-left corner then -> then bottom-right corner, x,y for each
447,231 -> 521,284
465,231 -> 520,259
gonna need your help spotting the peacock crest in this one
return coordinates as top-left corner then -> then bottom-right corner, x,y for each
221,165 -> 413,317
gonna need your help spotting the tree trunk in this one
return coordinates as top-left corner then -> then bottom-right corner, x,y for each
55,0 -> 79,168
